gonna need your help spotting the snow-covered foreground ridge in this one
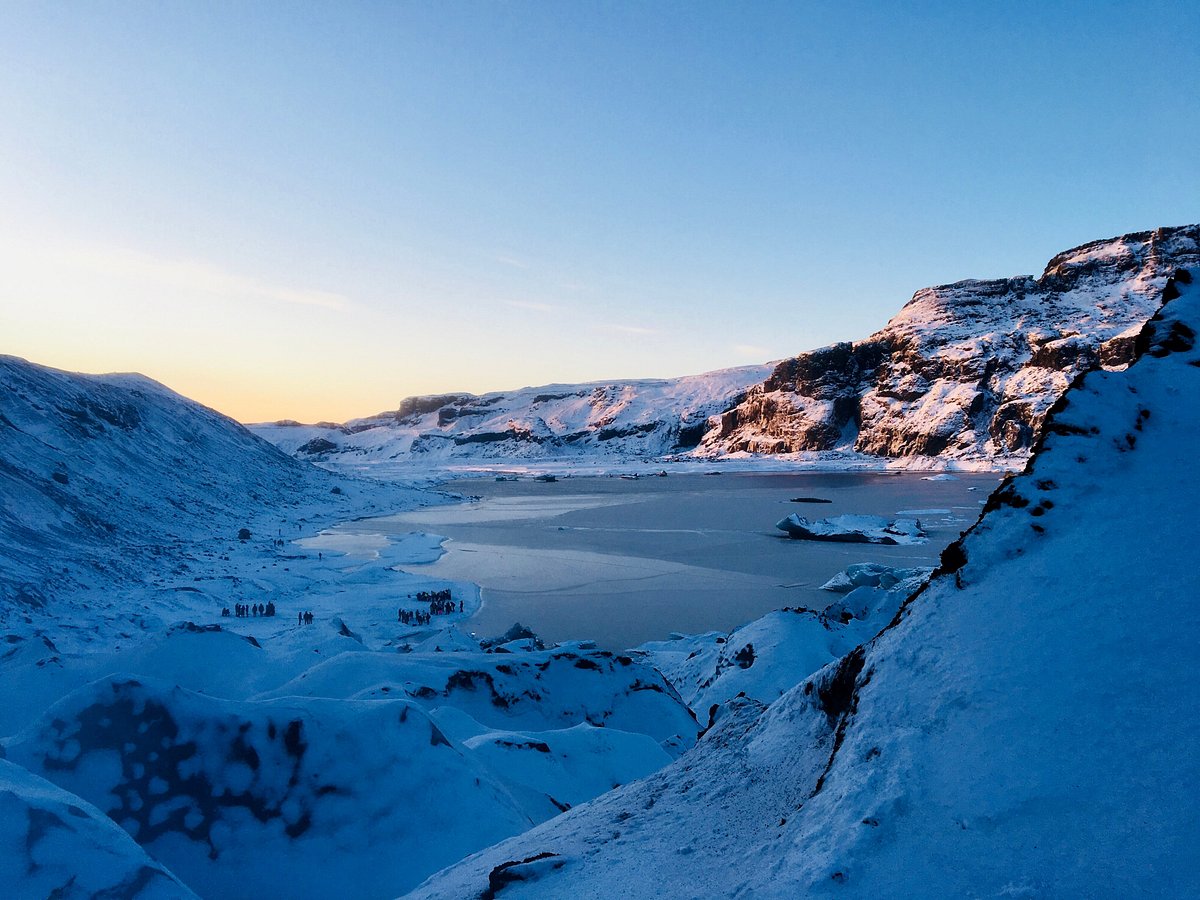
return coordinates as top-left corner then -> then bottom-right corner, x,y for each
254,225 -> 1199,473
409,270 -> 1199,897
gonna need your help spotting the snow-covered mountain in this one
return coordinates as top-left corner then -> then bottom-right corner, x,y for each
408,268 -> 1199,897
705,225 -> 1200,464
252,365 -> 773,473
0,355 -> 417,644
252,226 -> 1199,474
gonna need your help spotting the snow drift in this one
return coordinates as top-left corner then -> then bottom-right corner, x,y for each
0,756 -> 197,899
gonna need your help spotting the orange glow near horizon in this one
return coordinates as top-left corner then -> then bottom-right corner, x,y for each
0,232 -> 782,425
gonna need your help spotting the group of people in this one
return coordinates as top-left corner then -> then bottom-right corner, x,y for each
415,589 -> 462,615
224,602 -> 275,618
398,589 -> 464,627
297,610 -> 315,625
398,608 -> 432,626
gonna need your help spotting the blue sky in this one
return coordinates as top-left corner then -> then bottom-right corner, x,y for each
1,1 -> 1196,421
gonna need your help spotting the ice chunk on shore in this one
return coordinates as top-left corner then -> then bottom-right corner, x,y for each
820,561 -> 933,624
819,562 -> 934,593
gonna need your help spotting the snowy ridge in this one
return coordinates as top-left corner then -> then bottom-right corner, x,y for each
705,225 -> 1200,465
251,646 -> 698,753
638,563 -> 932,718
408,267 -> 1199,897
251,364 -> 772,474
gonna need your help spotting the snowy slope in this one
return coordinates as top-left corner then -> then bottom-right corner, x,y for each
252,646 -> 698,752
0,637 -> 697,897
251,364 -> 772,473
0,355 -> 421,646
0,351 -> 705,897
408,268 -> 1199,897
637,563 -> 931,719
706,225 -> 1200,465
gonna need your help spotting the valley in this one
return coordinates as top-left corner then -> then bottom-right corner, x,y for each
2,230 -> 1197,898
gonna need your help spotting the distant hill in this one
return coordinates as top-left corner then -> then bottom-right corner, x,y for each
251,364 -> 773,471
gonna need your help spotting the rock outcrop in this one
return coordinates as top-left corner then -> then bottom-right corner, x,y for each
702,225 -> 1200,463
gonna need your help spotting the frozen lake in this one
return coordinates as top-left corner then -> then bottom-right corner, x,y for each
346,472 -> 1001,650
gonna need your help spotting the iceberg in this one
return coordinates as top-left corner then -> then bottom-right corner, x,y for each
775,513 -> 927,544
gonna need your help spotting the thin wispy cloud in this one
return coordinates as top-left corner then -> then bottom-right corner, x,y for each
596,323 -> 658,336
506,299 -> 560,313
494,254 -> 530,270
51,244 -> 350,311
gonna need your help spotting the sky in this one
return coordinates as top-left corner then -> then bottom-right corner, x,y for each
1,1 -> 1197,424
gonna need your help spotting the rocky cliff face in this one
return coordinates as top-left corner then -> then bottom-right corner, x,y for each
703,226 -> 1200,463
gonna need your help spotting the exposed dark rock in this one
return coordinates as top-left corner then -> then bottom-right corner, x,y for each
531,392 -> 582,404
674,418 -> 711,449
816,646 -> 866,726
733,644 -> 755,669
479,623 -> 545,651
596,422 -> 658,442
482,852 -> 564,899
390,394 -> 474,421
297,437 -> 338,455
